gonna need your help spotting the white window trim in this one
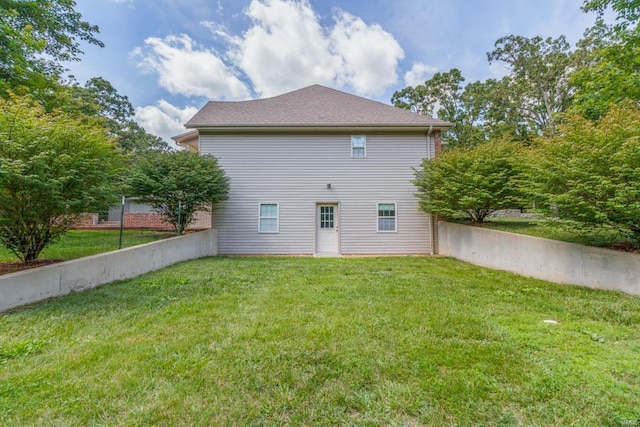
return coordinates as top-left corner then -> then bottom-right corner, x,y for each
351,135 -> 366,158
377,202 -> 397,233
258,202 -> 279,233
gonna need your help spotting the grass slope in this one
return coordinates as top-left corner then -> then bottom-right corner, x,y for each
480,218 -> 632,248
1,257 -> 639,426
0,230 -> 174,263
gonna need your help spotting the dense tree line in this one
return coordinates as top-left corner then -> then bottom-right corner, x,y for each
0,94 -> 123,263
406,0 -> 640,245
0,1 -> 228,262
0,0 -> 167,154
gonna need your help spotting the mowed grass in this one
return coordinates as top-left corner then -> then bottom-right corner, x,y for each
480,218 -> 633,248
0,230 -> 175,263
1,257 -> 639,426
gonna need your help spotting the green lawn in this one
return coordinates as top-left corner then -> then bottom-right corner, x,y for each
0,230 -> 175,263
1,257 -> 639,426
478,217 -> 633,248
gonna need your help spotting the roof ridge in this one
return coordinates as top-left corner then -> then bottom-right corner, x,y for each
185,84 -> 452,129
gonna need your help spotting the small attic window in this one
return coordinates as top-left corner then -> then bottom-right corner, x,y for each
351,136 -> 366,158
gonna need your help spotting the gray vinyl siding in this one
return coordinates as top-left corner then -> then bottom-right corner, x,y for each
201,133 -> 435,254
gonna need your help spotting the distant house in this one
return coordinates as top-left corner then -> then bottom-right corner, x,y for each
75,198 -> 211,231
107,198 -> 211,231
173,85 -> 450,255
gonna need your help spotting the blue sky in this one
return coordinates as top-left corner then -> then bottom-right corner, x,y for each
68,0 -> 601,142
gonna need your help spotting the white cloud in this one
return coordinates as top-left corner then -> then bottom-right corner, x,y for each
404,62 -> 438,87
330,12 -> 404,96
228,0 -> 341,97
131,34 -> 250,100
229,0 -> 404,97
131,0 -> 406,100
134,100 -> 199,146
200,21 -> 234,43
109,0 -> 134,5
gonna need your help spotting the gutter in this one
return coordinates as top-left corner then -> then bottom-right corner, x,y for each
188,125 -> 452,134
426,124 -> 438,255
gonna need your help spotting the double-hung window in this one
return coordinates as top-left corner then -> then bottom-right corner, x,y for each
259,203 -> 279,233
377,203 -> 396,232
351,136 -> 366,157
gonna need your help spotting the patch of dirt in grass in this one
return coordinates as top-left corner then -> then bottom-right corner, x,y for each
605,243 -> 640,254
0,260 -> 63,275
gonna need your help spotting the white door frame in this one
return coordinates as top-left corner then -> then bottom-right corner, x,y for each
315,202 -> 340,255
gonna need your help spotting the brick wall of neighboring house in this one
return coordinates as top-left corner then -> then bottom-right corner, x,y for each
123,212 -> 211,230
434,131 -> 443,153
74,213 -> 98,227
74,210 -> 210,231
123,213 -> 174,230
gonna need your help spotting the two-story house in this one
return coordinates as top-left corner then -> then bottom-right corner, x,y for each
173,84 -> 450,255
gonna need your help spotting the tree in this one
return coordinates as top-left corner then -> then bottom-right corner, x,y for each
413,140 -> 525,223
524,101 -> 640,244
0,0 -> 103,97
128,151 -> 229,234
391,68 -> 547,146
53,77 -> 169,153
78,77 -> 169,153
487,35 -> 574,136
391,69 -> 487,147
571,1 -> 640,119
0,95 -> 123,263
477,77 -> 533,143
571,26 -> 640,119
582,0 -> 640,30
0,2 -> 167,155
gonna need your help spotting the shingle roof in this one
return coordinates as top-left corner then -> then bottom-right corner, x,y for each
185,84 -> 451,130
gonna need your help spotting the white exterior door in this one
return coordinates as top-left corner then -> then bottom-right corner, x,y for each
316,204 -> 339,254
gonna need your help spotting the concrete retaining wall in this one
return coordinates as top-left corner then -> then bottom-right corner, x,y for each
438,221 -> 640,295
0,229 -> 218,312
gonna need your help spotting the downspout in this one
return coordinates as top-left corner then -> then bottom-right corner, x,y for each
426,125 -> 438,255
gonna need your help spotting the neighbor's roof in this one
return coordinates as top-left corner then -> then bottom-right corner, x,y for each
171,128 -> 198,144
185,84 -> 451,130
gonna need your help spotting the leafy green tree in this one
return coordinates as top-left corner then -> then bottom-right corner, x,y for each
571,27 -> 639,119
391,67 -> 556,147
0,0 -> 102,97
524,101 -> 640,244
128,151 -> 229,234
413,140 -> 525,223
487,35 -> 574,136
392,69 -> 487,147
115,120 -> 169,154
0,95 -> 123,263
70,76 -> 135,123
0,1 -> 165,155
582,0 -> 640,30
571,1 -> 640,119
52,77 -> 169,153
477,77 -> 533,143
79,77 -> 168,153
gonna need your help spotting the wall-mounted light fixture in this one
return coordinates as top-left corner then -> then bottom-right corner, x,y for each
326,183 -> 332,189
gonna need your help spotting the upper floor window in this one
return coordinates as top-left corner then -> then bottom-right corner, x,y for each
351,136 -> 366,158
